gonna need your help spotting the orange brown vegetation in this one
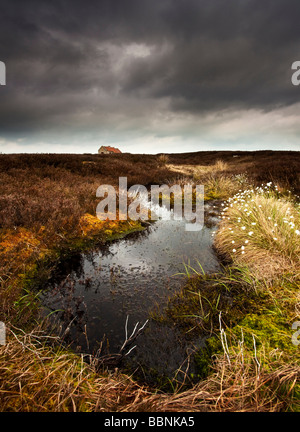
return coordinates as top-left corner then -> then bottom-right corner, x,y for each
0,150 -> 299,412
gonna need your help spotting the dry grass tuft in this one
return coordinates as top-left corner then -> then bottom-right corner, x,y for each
1,323 -> 299,412
214,184 -> 300,282
167,159 -> 229,179
157,154 -> 170,166
0,325 -> 152,412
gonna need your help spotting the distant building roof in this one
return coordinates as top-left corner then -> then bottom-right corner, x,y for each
99,146 -> 122,153
105,146 -> 122,153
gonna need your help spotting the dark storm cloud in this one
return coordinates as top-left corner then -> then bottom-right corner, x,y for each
119,1 -> 300,111
0,0 -> 299,138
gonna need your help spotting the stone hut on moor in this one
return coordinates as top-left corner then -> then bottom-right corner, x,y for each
98,146 -> 122,154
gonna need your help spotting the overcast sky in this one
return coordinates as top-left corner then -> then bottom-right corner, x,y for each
0,0 -> 299,154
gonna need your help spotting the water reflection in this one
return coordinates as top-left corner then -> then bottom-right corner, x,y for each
41,201 -> 222,381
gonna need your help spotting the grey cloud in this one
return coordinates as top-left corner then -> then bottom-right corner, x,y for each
0,0 -> 299,146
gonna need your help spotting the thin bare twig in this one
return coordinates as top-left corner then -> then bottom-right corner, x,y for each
96,316 -> 149,368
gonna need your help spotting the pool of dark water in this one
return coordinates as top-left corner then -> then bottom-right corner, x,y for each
40,201 -> 222,383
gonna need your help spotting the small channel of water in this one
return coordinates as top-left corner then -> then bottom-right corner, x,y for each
40,201 -> 222,383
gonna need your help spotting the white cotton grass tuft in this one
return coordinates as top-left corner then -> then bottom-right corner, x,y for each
213,181 -> 300,279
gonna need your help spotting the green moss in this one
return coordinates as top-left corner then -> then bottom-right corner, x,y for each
231,312 -> 296,354
193,336 -> 222,379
